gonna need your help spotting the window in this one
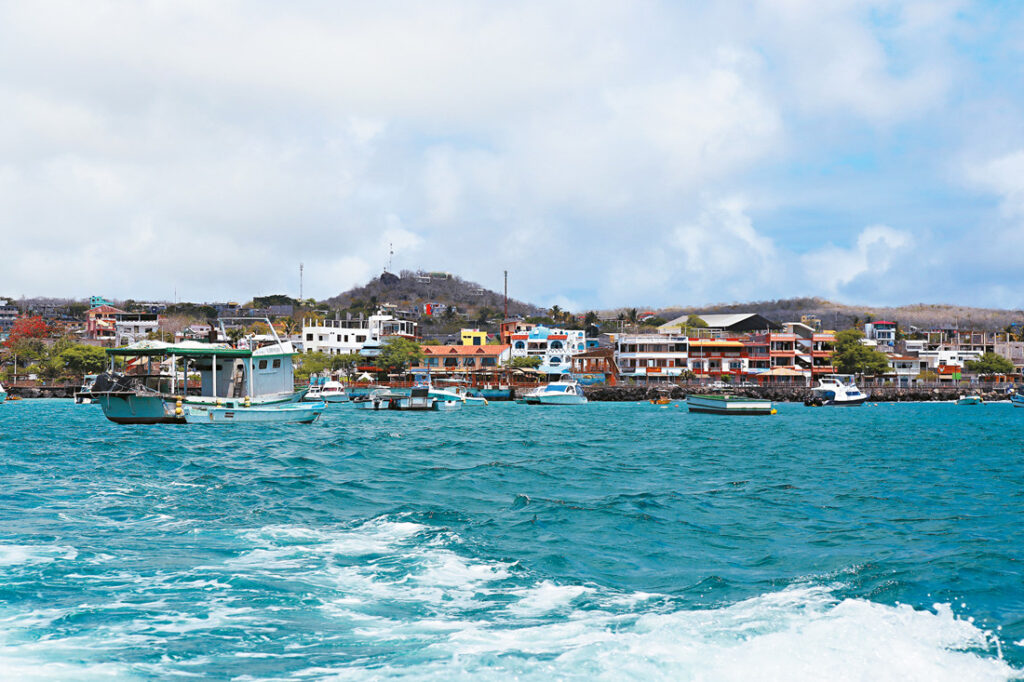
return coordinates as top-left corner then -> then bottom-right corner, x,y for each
550,340 -> 563,350
515,341 -> 525,349
258,360 -> 268,370
550,357 -> 561,365
273,359 -> 281,368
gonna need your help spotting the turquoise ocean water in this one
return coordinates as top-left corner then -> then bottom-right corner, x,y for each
1,398 -> 1023,680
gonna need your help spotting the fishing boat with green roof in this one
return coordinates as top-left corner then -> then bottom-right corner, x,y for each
91,320 -> 306,424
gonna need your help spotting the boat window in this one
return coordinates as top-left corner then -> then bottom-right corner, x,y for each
258,360 -> 268,370
273,359 -> 281,368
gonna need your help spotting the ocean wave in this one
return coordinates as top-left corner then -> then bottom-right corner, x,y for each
0,516 -> 1017,680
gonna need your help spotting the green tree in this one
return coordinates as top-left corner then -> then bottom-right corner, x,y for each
330,353 -> 363,377
832,329 -> 890,376
58,344 -> 108,375
374,337 -> 424,372
226,327 -> 246,346
965,352 -> 1015,375
584,311 -> 599,326
295,351 -> 332,383
509,355 -> 542,369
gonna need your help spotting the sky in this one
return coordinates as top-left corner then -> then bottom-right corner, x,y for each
2,0 -> 1024,311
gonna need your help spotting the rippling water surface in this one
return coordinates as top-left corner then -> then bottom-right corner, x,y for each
2,398 -> 1023,680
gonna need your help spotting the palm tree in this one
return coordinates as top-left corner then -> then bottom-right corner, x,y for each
584,311 -> 599,326
226,327 -> 245,347
279,316 -> 298,337
548,305 -> 562,323
627,308 -> 639,327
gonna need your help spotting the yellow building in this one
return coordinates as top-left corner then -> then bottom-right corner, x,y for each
461,328 -> 488,346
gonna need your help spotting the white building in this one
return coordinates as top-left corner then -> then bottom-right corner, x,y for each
615,334 -> 689,378
302,311 -> 419,357
114,313 -> 161,345
508,325 -> 587,374
864,321 -> 897,348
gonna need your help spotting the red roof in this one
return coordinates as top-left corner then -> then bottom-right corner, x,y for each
873,321 -> 895,326
421,344 -> 510,357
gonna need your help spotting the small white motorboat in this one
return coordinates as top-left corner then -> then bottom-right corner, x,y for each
1013,393 -> 1024,408
956,394 -> 984,406
183,401 -> 326,424
516,378 -> 587,405
0,382 -> 7,404
304,379 -> 348,403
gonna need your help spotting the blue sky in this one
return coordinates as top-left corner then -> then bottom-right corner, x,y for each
1,1 -> 1023,311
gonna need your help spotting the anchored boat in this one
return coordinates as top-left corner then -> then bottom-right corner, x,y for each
183,400 -> 325,424
516,377 -> 587,405
807,374 -> 868,406
304,378 -> 348,403
686,394 -> 775,415
1013,393 -> 1024,408
956,394 -> 984,405
74,374 -> 99,404
91,320 -> 306,424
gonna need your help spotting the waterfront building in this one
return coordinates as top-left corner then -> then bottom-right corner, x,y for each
0,300 -> 19,331
887,354 -> 927,387
114,313 -> 161,346
508,325 -> 587,375
302,310 -> 419,356
460,329 -> 488,346
864,321 -> 897,348
416,345 -> 511,371
614,334 -> 689,379
657,312 -> 779,336
570,347 -> 620,385
499,320 -> 537,345
687,339 -> 746,378
85,304 -> 126,344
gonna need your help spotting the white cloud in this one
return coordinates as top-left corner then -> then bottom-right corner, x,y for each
0,1 -> 1005,308
801,225 -> 913,295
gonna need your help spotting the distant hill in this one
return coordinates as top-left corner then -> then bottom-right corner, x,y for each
649,297 -> 1024,332
322,270 -> 543,319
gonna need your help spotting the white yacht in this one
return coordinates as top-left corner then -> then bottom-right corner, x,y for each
304,379 -> 348,403
516,377 -> 587,405
808,374 -> 868,406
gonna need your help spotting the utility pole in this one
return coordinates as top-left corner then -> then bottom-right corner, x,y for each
300,262 -> 304,301
504,270 -> 508,321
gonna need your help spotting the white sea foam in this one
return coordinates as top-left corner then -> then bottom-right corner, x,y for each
0,543 -> 77,567
1,518 -> 1017,681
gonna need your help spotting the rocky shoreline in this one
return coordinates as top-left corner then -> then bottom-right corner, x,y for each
582,385 -> 1008,403
7,386 -> 77,399
6,384 -> 1010,403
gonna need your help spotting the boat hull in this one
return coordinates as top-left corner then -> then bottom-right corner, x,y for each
518,394 -> 587,405
1013,394 -> 1024,408
95,390 -> 308,425
687,394 -> 774,415
956,396 -> 984,405
184,402 -> 325,424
